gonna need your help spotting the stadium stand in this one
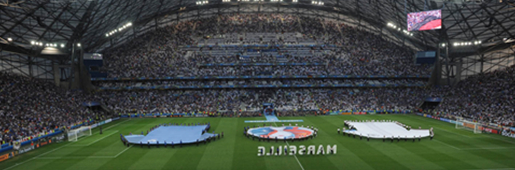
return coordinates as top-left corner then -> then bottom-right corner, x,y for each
0,72 -> 110,145
101,14 -> 432,78
1,13 -> 514,149
424,65 -> 515,127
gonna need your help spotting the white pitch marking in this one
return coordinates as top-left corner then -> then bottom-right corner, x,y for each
36,145 -> 134,160
113,145 -> 133,158
71,130 -> 119,146
481,134 -> 515,145
3,142 -> 74,170
417,115 -> 515,145
433,139 -> 461,150
103,119 -> 131,131
3,119 -> 130,170
460,147 -> 515,150
273,122 -> 305,170
432,127 -> 472,138
468,168 -> 515,170
36,156 -> 114,159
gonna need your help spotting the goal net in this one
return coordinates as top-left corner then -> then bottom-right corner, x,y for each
68,126 -> 92,142
455,117 -> 482,134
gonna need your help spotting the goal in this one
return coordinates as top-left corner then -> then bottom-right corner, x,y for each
67,126 -> 92,142
455,117 -> 482,134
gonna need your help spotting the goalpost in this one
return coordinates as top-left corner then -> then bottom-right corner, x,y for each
67,126 -> 92,142
455,117 -> 482,134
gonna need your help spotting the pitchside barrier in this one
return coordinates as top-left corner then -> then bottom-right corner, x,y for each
0,117 -> 120,161
416,113 -> 515,138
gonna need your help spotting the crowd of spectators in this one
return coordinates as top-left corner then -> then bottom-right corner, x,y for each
93,79 -> 427,88
425,65 -> 515,127
94,88 -> 426,117
0,72 -> 109,145
2,13 -> 514,146
102,14 -> 432,78
4,64 -> 513,145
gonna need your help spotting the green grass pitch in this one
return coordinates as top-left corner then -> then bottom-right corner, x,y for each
1,114 -> 515,170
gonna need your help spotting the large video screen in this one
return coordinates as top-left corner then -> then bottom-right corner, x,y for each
407,10 -> 442,31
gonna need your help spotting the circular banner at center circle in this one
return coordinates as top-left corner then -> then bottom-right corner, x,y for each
248,126 -> 314,139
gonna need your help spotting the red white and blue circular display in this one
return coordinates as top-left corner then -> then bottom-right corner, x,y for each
248,126 -> 314,139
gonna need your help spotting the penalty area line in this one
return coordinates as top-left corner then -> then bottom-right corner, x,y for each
433,139 -> 461,150
273,122 -> 305,170
432,127 -> 472,138
460,147 -> 515,150
70,130 -> 120,147
35,145 -> 133,160
114,145 -> 133,158
103,119 -> 131,131
3,142 -> 74,170
3,119 -> 129,170
36,156 -> 114,160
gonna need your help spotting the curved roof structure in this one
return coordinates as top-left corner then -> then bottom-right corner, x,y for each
0,0 -> 514,80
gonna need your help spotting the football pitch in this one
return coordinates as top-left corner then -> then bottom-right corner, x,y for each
1,114 -> 515,170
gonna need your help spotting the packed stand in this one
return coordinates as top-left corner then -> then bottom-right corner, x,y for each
93,79 -> 427,88
426,65 -> 515,127
0,72 -> 108,145
94,88 -> 427,117
102,14 -> 432,78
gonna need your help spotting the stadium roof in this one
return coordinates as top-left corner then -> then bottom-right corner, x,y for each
0,0 -> 514,56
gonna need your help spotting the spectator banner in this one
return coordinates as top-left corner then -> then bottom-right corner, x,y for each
502,129 -> 515,138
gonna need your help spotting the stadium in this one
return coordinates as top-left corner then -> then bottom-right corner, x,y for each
1,0 -> 515,169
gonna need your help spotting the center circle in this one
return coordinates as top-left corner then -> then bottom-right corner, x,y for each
247,126 -> 314,140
